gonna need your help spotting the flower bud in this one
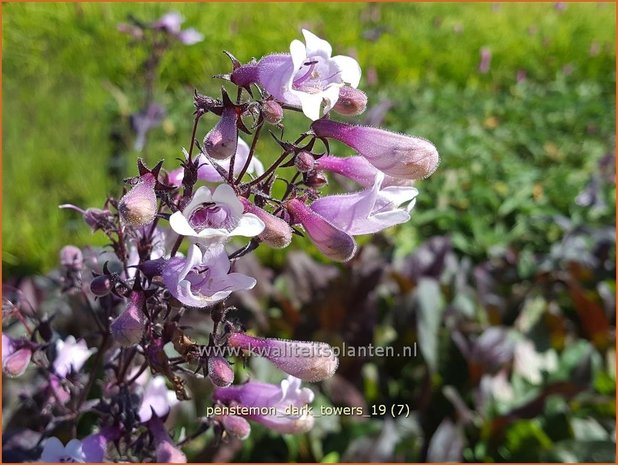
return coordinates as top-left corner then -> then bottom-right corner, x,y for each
219,415 -> 251,440
311,119 -> 439,180
110,291 -> 145,347
228,333 -> 339,382
315,155 -> 378,187
118,174 -> 157,227
294,151 -> 315,173
332,86 -> 368,116
262,99 -> 283,125
231,63 -> 259,88
60,245 -> 83,271
2,334 -> 32,378
138,258 -> 166,279
304,172 -> 328,189
285,198 -> 356,262
208,356 -> 234,387
90,275 -> 113,297
240,198 -> 292,249
204,108 -> 238,160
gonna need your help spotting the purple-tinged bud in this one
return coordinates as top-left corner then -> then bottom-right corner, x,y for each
208,356 -> 234,387
110,291 -> 145,347
59,205 -> 114,232
285,198 -> 356,262
228,333 -> 339,382
204,107 -> 239,160
262,99 -> 284,125
60,245 -> 83,271
295,151 -> 315,173
139,258 -> 166,279
2,334 -> 32,378
315,155 -> 378,187
81,426 -> 122,462
90,275 -> 113,297
118,173 -> 157,227
311,119 -> 439,180
148,417 -> 187,463
231,63 -> 259,88
332,86 -> 368,116
240,198 -> 292,249
219,415 -> 251,440
304,172 -> 328,189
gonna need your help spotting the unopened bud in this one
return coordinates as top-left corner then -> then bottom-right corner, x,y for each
304,172 -> 328,189
208,356 -> 234,387
285,198 -> 356,262
294,151 -> 315,173
90,275 -> 113,297
262,100 -> 283,125
118,174 -> 157,227
228,333 -> 339,382
332,86 -> 368,116
204,108 -> 238,160
219,415 -> 251,440
240,198 -> 292,249
2,334 -> 32,378
60,245 -> 83,271
110,292 -> 145,347
311,119 -> 439,180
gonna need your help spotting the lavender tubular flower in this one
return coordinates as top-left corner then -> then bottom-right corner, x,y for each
40,438 -> 86,463
311,119 -> 439,180
256,29 -> 361,120
213,376 -> 315,434
162,243 -> 256,308
228,333 -> 338,382
310,172 -> 418,235
138,375 -> 179,422
285,198 -> 357,262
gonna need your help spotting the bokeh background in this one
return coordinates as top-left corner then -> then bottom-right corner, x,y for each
3,2 -> 616,462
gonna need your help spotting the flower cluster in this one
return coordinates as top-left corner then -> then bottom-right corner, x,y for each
3,28 -> 438,463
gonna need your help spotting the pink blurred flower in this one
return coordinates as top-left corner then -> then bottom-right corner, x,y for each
479,47 -> 491,74
138,375 -> 179,422
53,336 -> 96,378
2,333 -> 32,378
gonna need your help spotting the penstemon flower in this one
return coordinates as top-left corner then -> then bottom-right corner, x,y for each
310,172 -> 419,235
162,243 -> 257,307
213,376 -> 316,434
11,24 -> 440,461
254,29 -> 362,120
169,184 -> 264,245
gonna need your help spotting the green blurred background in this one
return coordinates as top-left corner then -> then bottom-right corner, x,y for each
2,2 -> 616,463
3,2 -> 615,276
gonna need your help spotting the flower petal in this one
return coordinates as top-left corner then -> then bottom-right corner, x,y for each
302,29 -> 332,58
230,213 -> 265,238
332,55 -> 362,87
169,211 -> 197,237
